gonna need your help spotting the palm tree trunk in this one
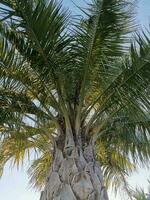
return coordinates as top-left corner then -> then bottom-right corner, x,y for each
40,133 -> 109,200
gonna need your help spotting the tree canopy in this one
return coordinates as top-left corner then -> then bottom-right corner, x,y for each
0,0 -> 150,196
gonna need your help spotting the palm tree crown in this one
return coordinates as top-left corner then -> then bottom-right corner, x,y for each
0,0 -> 150,196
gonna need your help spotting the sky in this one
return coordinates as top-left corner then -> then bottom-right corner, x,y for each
0,0 -> 150,200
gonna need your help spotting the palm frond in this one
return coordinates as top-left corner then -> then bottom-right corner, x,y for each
133,188 -> 149,200
71,0 -> 136,132
85,30 -> 150,139
0,124 -> 52,175
96,140 -> 135,197
28,151 -> 52,190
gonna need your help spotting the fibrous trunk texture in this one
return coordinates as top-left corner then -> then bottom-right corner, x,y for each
40,133 -> 108,200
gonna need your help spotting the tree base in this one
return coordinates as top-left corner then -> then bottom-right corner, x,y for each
40,145 -> 109,200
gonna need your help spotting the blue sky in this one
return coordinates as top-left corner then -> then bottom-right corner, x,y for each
0,1 -> 150,200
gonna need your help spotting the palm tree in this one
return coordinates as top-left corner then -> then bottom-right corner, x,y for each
0,0 -> 150,199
